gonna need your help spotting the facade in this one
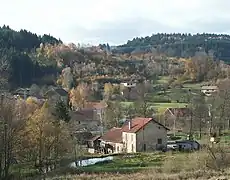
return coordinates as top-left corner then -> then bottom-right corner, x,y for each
99,127 -> 124,154
201,86 -> 218,96
45,88 -> 68,105
96,117 -> 169,154
70,101 -> 107,133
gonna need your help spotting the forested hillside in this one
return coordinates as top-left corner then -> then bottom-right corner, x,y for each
0,25 -> 61,89
115,33 -> 230,62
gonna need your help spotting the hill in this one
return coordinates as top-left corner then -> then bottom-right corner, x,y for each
114,33 -> 230,62
0,25 -> 62,89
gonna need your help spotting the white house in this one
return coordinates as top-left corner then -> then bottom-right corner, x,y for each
201,86 -> 218,96
98,117 -> 169,154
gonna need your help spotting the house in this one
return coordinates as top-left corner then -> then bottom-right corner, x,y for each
120,82 -> 136,88
70,101 -> 107,132
100,127 -> 124,154
70,109 -> 102,132
95,117 -> 169,154
122,118 -> 169,153
87,135 -> 101,154
45,87 -> 68,105
201,86 -> 218,96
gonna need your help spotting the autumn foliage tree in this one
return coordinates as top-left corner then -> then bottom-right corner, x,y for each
21,101 -> 72,174
69,83 -> 90,110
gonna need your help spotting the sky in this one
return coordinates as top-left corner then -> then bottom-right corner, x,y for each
1,0 -> 230,45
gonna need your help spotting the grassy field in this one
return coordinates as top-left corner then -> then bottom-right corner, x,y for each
46,149 -> 230,180
156,76 -> 170,84
121,102 -> 187,114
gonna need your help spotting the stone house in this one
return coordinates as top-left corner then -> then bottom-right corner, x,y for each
45,87 -> 69,105
70,101 -> 107,133
122,117 -> 169,153
94,117 -> 169,154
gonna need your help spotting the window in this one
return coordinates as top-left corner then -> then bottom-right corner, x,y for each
143,144 -> 146,151
157,138 -> 162,144
131,144 -> 134,152
158,126 -> 161,129
117,146 -> 120,152
125,134 -> 128,142
78,121 -> 81,124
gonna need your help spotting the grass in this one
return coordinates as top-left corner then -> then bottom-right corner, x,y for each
47,170 -> 230,180
156,76 -> 170,84
75,153 -> 165,173
183,81 -> 208,90
151,103 -> 187,114
121,102 -> 187,114
47,150 -> 230,180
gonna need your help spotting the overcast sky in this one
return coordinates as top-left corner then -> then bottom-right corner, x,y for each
1,0 -> 230,45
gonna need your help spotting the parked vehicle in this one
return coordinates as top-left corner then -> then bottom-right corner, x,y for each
167,141 -> 178,151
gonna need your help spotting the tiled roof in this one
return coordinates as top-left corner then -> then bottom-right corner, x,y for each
100,127 -> 123,143
122,117 -> 169,133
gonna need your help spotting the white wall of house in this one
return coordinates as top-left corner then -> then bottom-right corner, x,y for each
136,121 -> 167,152
102,141 -> 124,154
120,82 -> 136,88
122,132 -> 136,153
114,143 -> 124,153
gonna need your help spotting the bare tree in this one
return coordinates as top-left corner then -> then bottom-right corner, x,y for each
134,82 -> 155,118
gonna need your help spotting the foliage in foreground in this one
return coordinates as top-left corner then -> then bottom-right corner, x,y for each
46,147 -> 230,180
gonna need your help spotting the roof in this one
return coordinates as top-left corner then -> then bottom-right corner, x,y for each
122,117 -> 169,133
45,88 -> 68,97
201,86 -> 218,90
89,135 -> 101,142
70,109 -> 97,121
100,127 -> 123,143
84,101 -> 107,109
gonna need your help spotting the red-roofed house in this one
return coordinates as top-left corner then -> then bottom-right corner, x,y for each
98,117 -> 169,154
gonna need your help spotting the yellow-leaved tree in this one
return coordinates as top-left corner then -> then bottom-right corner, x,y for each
104,83 -> 114,100
21,100 -> 72,173
23,101 -> 55,168
69,83 -> 89,110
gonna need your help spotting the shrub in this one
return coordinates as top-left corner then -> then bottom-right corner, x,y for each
151,96 -> 171,103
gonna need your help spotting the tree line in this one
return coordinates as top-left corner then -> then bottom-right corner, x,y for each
0,25 -> 61,90
115,33 -> 230,62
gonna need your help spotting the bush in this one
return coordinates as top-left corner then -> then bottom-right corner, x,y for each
170,136 -> 182,140
162,147 -> 230,174
162,151 -> 208,173
151,96 -> 171,103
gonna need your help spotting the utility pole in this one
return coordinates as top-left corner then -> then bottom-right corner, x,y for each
188,89 -> 193,140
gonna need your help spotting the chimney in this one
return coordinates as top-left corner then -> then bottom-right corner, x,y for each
128,120 -> 132,130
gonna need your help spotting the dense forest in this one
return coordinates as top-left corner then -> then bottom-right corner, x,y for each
115,33 -> 230,62
0,25 -> 61,90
